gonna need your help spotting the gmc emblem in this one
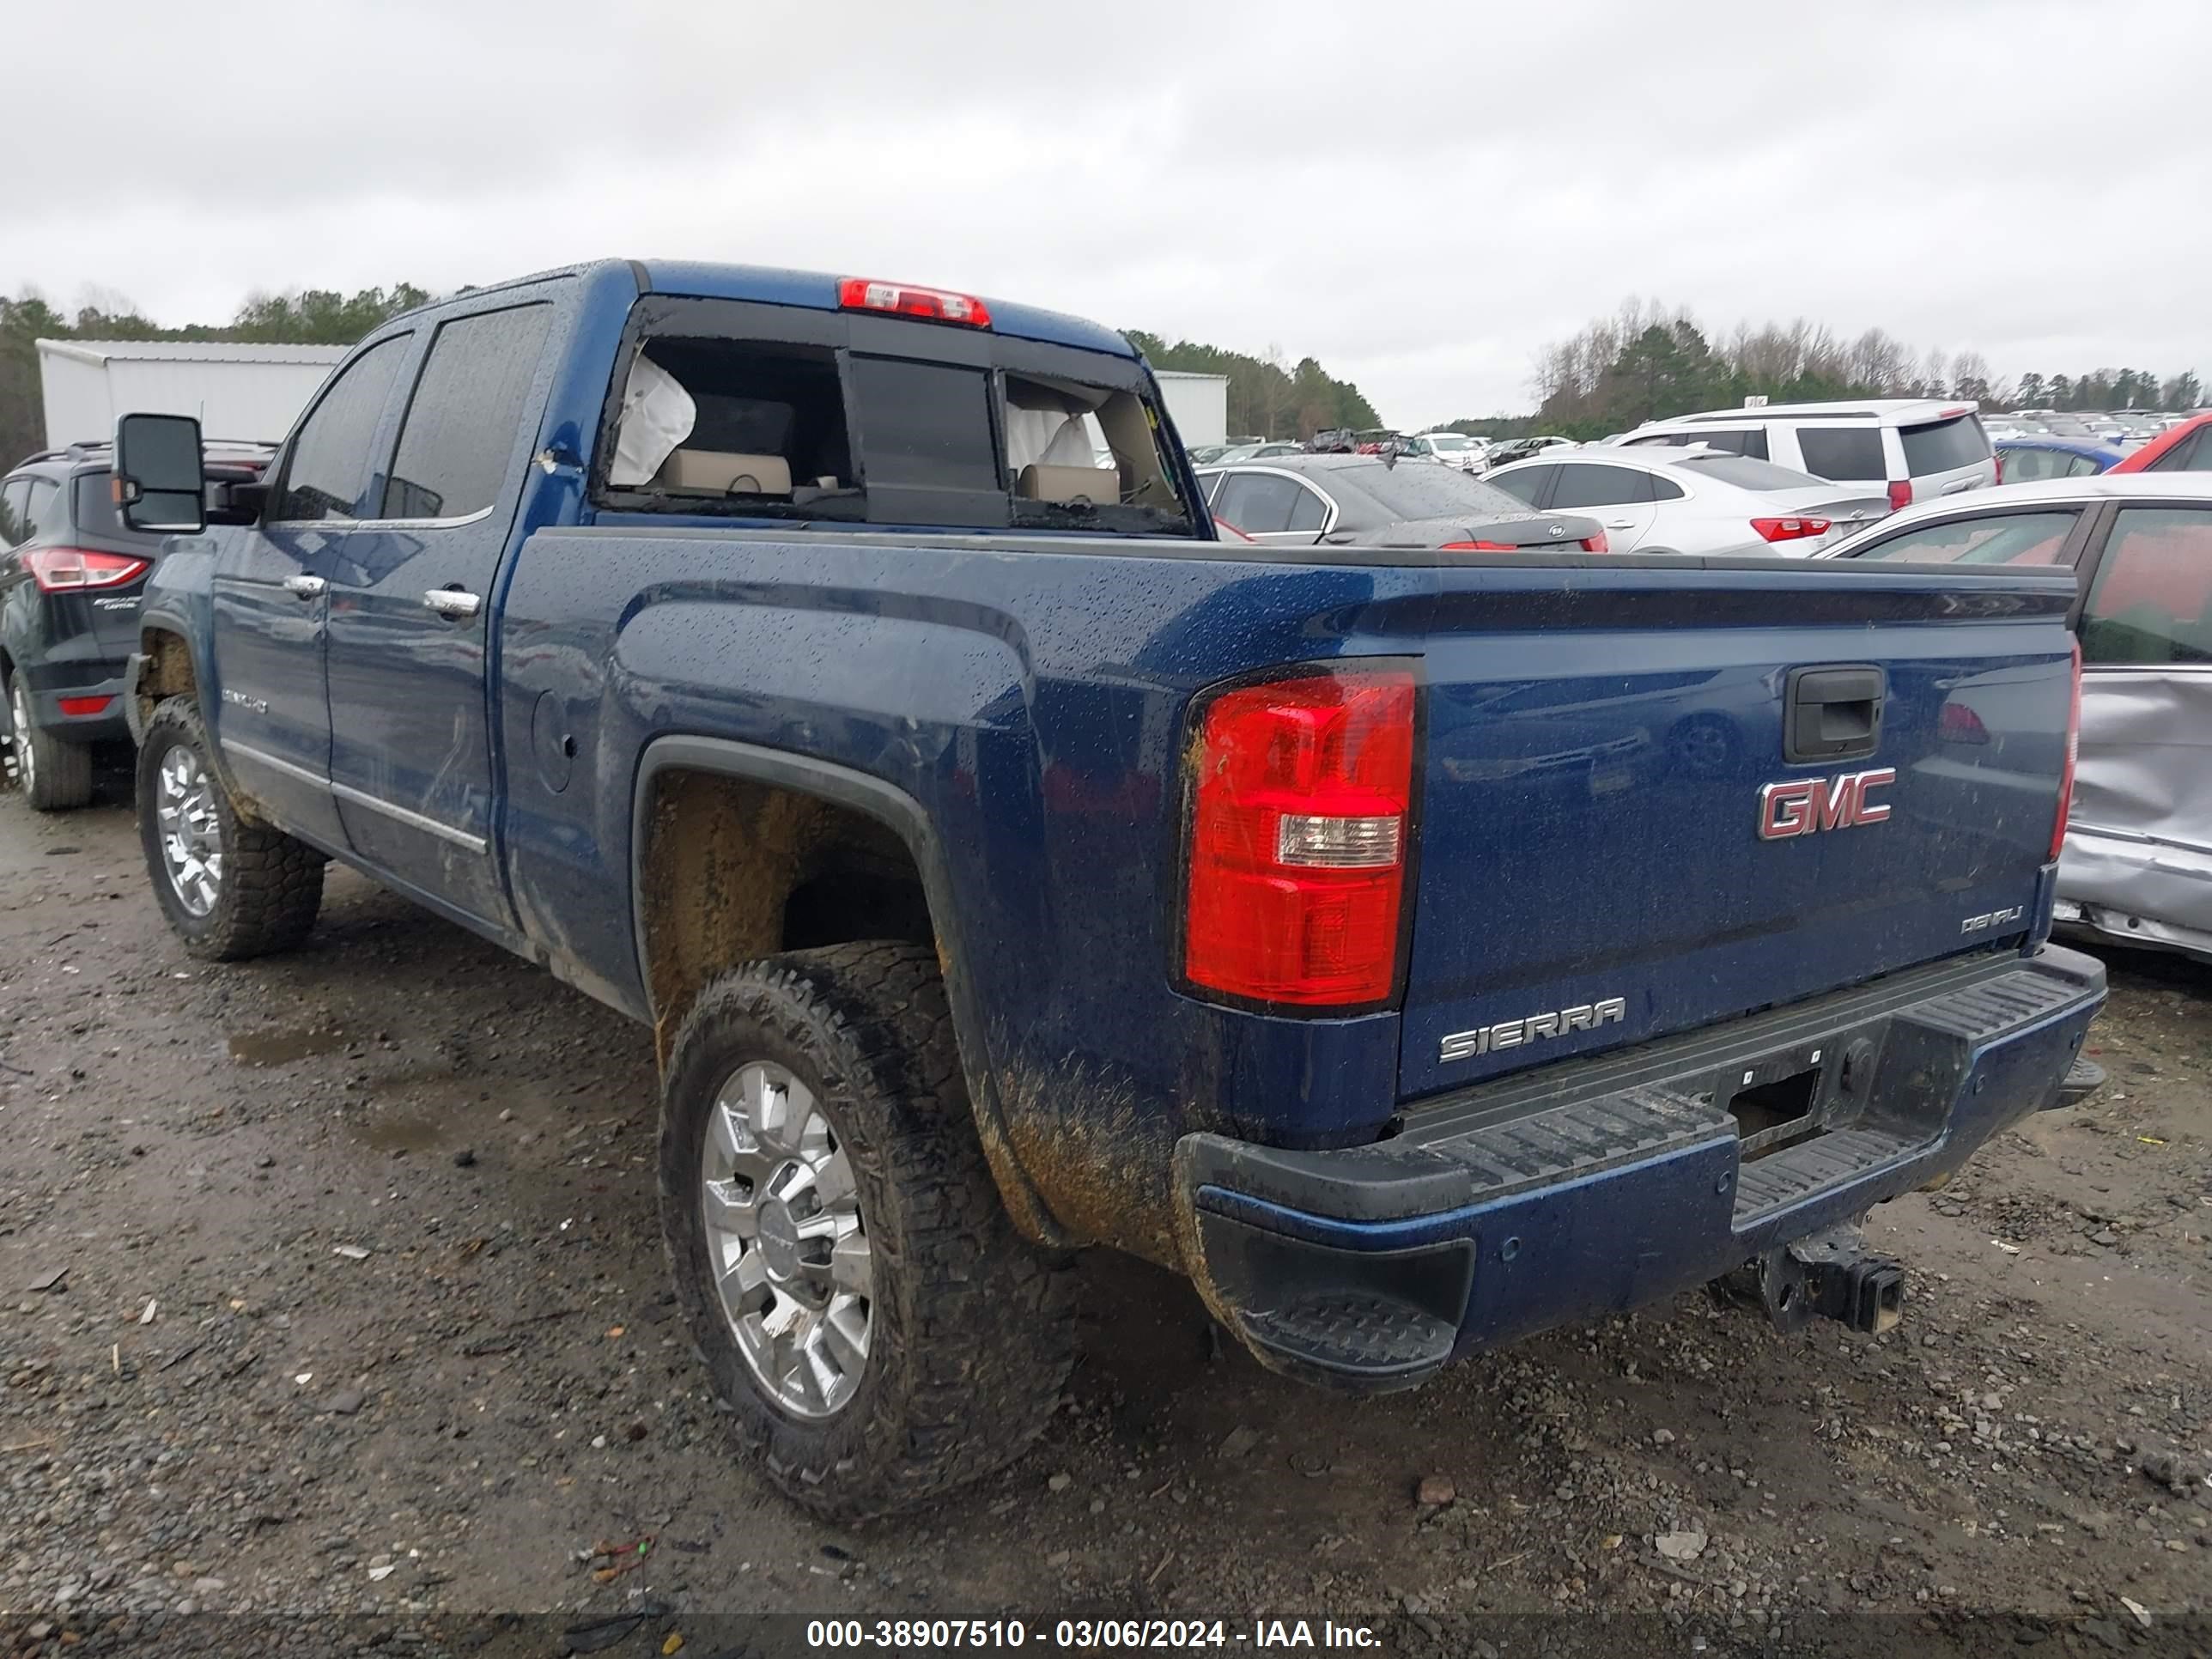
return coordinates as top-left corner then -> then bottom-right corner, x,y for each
1758,767 -> 1896,841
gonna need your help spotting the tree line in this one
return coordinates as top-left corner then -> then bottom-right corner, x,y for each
1451,300 -> 2207,441
13,281 -> 2190,465
1121,331 -> 1381,441
0,285 -> 431,466
2,285 -> 1385,466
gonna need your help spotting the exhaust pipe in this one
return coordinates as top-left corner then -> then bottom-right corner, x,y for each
1714,1224 -> 1903,1337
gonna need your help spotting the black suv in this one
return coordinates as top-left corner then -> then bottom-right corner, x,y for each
1,441 -> 270,809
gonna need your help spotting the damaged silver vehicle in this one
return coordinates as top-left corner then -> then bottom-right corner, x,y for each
1821,475 -> 2212,963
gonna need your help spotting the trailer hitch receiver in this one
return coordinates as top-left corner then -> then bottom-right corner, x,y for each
1714,1223 -> 1903,1336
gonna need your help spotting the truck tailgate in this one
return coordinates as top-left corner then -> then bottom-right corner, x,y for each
1398,560 -> 2076,1101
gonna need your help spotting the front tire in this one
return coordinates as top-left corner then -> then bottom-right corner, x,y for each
660,942 -> 1075,1519
7,672 -> 92,811
137,695 -> 325,959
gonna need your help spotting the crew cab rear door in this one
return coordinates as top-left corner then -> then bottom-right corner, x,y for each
1395,557 -> 2079,1101
324,295 -> 558,926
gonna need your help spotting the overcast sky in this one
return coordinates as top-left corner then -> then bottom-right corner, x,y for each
9,1 -> 2209,426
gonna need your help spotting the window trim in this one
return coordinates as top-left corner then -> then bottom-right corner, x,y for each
1200,466 -> 1340,538
263,331 -> 417,526
369,298 -> 556,530
20,477 -> 59,542
1486,462 -> 1559,508
2069,497 -> 2212,673
1788,422 -> 1894,484
1898,412 -> 1995,480
0,478 -> 28,549
1839,501 -> 2101,573
1545,460 -> 1656,510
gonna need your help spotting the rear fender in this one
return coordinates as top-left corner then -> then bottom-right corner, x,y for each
629,736 -> 1064,1244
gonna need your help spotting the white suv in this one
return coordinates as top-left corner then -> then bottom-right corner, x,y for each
1616,399 -> 1998,511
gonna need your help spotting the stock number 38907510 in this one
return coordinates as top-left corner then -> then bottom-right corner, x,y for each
805,1619 -> 1239,1649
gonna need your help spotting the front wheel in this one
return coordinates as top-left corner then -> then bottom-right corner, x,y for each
6,672 -> 93,811
660,942 -> 1075,1519
137,696 -> 325,959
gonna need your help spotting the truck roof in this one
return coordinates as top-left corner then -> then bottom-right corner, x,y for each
638,261 -> 1134,359
373,259 -> 1139,362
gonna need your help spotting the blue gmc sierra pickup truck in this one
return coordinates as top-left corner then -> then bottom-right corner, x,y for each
109,259 -> 2105,1518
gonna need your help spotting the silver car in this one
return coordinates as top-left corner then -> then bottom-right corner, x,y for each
1483,446 -> 1891,556
1820,474 -> 2212,963
1403,432 -> 1487,471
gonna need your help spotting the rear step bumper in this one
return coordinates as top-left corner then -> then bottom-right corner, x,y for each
1172,944 -> 2106,1393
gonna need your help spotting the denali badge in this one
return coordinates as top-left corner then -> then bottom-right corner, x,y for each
1440,997 -> 1626,1063
1758,767 -> 1895,841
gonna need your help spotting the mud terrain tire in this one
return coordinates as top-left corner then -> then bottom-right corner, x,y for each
137,695 -> 325,959
661,942 -> 1075,1519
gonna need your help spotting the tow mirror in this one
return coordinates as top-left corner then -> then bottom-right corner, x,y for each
115,412 -> 207,533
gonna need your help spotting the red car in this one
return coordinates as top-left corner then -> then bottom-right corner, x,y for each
2109,411 -> 2212,474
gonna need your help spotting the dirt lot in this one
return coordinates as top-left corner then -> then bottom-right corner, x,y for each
1,769 -> 2209,1656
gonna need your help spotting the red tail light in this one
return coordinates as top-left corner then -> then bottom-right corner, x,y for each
837,276 -> 991,328
21,547 -> 150,592
58,696 -> 113,717
1580,531 -> 1609,552
1887,480 -> 1913,512
1183,666 -> 1416,1007
1991,452 -> 2004,485
2051,640 -> 2081,861
1751,516 -> 1832,544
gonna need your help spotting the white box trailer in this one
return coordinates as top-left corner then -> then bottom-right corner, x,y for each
1152,370 -> 1230,449
35,338 -> 348,448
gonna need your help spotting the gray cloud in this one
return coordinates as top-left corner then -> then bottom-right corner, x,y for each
10,0 -> 2209,423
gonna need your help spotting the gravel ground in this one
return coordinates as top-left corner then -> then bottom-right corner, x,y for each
0,769 -> 2208,1656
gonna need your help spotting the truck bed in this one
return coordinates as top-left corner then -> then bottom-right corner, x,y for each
494,527 -> 2078,1256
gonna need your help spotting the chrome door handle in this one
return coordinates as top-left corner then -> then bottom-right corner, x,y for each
422,589 -> 482,619
1605,519 -> 1636,529
283,574 -> 326,599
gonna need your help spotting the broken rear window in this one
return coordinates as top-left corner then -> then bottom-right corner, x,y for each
594,298 -> 1195,536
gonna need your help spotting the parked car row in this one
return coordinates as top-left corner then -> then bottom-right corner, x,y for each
1613,398 -> 2000,511
1988,409 -> 2200,447
1189,428 -> 1577,474
1483,447 -> 1889,556
1194,453 -> 1609,550
1995,413 -> 2212,481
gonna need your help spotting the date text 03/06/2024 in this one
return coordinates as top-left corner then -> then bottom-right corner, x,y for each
803,1619 -> 1381,1649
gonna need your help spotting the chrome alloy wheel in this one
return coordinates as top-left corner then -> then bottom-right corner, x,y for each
701,1060 -> 873,1419
7,679 -> 33,798
155,743 -> 224,916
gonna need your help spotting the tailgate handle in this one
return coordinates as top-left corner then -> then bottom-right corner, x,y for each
1784,664 -> 1885,763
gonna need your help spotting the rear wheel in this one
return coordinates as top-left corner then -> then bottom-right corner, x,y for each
137,695 -> 325,959
660,942 -> 1075,1518
6,673 -> 93,811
